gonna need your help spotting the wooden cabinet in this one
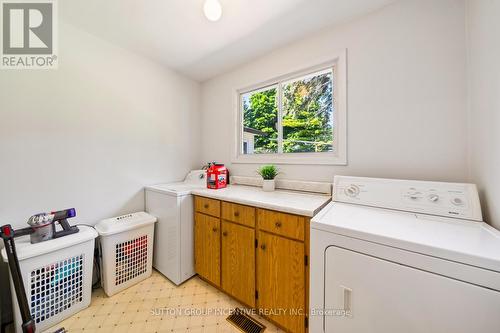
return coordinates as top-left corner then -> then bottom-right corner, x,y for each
257,231 -> 306,333
221,220 -> 255,307
194,195 -> 309,333
194,212 -> 221,287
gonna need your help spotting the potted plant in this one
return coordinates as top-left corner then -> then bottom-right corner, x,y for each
257,165 -> 279,192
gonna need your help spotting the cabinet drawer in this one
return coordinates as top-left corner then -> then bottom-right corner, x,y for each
257,209 -> 305,241
195,196 -> 220,217
221,202 -> 255,228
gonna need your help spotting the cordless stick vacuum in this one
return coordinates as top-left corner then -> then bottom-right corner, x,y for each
0,208 -> 79,333
1,224 -> 35,333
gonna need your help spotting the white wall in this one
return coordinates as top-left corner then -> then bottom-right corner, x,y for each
0,23 -> 201,229
467,0 -> 500,229
199,0 -> 469,183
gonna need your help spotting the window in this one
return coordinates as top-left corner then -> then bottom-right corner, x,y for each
241,85 -> 278,154
282,69 -> 333,153
234,53 -> 346,165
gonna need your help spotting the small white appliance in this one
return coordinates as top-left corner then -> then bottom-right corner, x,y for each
145,170 -> 206,285
95,212 -> 157,296
310,176 -> 500,333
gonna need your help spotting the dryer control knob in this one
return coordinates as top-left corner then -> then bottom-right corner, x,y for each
428,194 -> 440,202
344,185 -> 360,197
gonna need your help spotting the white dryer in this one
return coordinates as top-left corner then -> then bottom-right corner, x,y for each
145,170 -> 206,285
310,176 -> 500,333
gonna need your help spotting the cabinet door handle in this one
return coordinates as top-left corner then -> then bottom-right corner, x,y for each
260,244 -> 266,250
222,231 -> 228,237
212,227 -> 218,233
204,204 -> 209,209
275,221 -> 282,228
234,211 -> 240,217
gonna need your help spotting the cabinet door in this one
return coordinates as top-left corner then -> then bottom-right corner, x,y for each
221,221 -> 255,307
194,212 -> 220,287
257,231 -> 305,333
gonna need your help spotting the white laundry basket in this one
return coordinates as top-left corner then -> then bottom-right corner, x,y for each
1,226 -> 98,333
95,212 -> 157,297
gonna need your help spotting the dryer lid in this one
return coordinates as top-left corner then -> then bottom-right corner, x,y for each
146,182 -> 204,196
312,202 -> 500,272
145,170 -> 207,196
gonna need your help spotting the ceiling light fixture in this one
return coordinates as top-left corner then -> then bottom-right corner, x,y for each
203,0 -> 222,22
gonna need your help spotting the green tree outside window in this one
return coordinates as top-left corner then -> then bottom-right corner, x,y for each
242,69 -> 333,154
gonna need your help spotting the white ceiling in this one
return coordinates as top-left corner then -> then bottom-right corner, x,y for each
61,0 -> 395,82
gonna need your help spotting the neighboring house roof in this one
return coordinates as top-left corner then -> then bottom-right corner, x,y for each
243,127 -> 266,136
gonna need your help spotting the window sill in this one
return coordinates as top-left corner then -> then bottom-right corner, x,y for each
231,152 -> 347,166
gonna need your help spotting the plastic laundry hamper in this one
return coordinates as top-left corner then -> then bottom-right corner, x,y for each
95,212 -> 157,297
1,226 -> 98,333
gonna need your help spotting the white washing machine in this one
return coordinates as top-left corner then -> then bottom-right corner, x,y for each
310,176 -> 500,333
145,170 -> 206,285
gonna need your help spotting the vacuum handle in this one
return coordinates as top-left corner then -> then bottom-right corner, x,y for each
0,225 -> 36,333
58,218 -> 72,231
51,208 -> 79,238
14,226 -> 34,237
51,208 -> 76,220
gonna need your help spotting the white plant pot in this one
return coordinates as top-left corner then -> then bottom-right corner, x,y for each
262,179 -> 275,192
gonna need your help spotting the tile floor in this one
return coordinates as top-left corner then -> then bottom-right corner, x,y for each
46,270 -> 282,332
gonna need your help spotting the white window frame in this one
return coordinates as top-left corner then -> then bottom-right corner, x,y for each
232,50 -> 347,165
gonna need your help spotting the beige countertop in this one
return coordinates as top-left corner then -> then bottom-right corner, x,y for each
191,185 -> 331,217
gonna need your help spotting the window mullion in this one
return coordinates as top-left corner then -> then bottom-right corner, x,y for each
239,94 -> 244,155
277,82 -> 283,154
